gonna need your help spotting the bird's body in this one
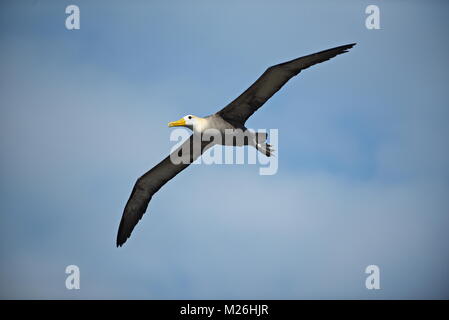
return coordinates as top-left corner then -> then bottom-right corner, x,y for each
194,114 -> 237,134
188,114 -> 268,150
116,43 -> 356,246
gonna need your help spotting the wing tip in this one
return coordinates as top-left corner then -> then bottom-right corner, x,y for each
116,223 -> 132,247
116,217 -> 130,247
116,235 -> 125,247
342,43 -> 357,51
116,234 -> 130,247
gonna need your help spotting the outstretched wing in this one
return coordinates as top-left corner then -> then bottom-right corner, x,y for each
116,135 -> 212,247
217,43 -> 356,127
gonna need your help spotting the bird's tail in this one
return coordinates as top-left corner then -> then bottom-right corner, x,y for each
256,143 -> 275,157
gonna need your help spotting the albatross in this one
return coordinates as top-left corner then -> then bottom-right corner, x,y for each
116,43 -> 356,246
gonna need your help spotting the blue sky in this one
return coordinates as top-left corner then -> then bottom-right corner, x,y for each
0,0 -> 448,299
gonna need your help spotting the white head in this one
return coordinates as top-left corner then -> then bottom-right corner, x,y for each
168,114 -> 201,131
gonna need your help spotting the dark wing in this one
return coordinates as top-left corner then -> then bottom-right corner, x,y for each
217,43 -> 356,126
116,135 -> 212,247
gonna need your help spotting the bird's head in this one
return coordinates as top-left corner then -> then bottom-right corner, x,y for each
168,115 -> 200,131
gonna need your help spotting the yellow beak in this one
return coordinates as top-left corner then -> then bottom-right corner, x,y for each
168,118 -> 186,127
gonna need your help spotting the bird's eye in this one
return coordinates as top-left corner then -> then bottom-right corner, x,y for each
188,116 -> 192,119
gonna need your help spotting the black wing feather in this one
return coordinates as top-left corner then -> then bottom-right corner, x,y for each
116,135 -> 212,247
217,43 -> 356,126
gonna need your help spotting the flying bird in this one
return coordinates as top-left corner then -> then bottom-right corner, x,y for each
116,43 -> 356,246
